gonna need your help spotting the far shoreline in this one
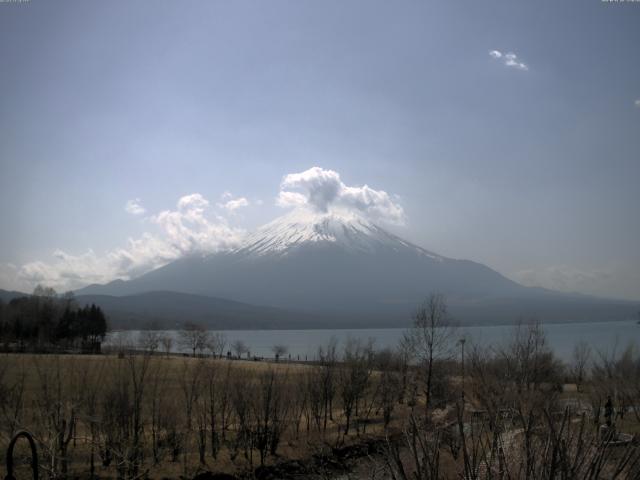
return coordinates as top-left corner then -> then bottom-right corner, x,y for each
108,317 -> 638,332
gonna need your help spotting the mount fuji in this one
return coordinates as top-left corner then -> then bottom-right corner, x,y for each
76,210 -> 638,327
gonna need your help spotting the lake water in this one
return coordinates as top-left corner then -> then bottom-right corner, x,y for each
112,320 -> 640,363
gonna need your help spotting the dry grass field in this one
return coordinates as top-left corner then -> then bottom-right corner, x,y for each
2,325 -> 639,480
0,351 -> 413,480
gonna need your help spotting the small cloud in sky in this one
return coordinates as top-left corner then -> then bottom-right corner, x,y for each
125,198 -> 146,215
635,99 -> 640,107
222,197 -> 250,212
217,192 -> 250,212
489,49 -> 528,71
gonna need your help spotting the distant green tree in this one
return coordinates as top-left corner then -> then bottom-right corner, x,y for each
0,292 -> 108,351
86,304 -> 107,343
55,307 -> 76,342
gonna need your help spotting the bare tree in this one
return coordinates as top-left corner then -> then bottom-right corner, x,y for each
76,357 -> 105,479
207,332 -> 227,358
617,344 -> 640,425
290,372 -> 308,438
32,356 -> 78,479
147,360 -> 169,465
591,342 -> 640,425
271,344 -> 288,361
339,337 -> 374,435
229,368 -> 254,463
202,360 -> 221,460
501,320 -> 561,393
253,368 -> 290,465
195,386 -> 208,465
0,356 -> 27,442
385,332 -> 640,480
138,330 -> 161,354
160,334 -> 173,358
232,339 -> 249,359
395,343 -> 412,405
385,404 -> 640,480
403,293 -> 456,413
374,348 -> 402,429
94,351 -> 154,480
570,340 -> 591,392
218,364 -> 234,442
179,358 -> 205,474
317,337 -> 338,432
127,352 -> 152,478
384,413 -> 442,480
111,330 -> 133,357
179,322 -> 209,357
306,367 -> 324,433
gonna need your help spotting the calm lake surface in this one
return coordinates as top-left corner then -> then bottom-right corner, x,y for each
113,320 -> 640,362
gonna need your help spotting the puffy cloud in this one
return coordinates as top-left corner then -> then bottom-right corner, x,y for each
276,191 -> 307,208
10,193 -> 244,291
150,193 -> 243,256
281,168 -> 342,212
277,167 -> 405,224
635,99 -> 640,107
217,193 -> 250,212
489,50 -> 528,71
125,198 -> 146,215
224,197 -> 250,211
177,193 -> 209,213
0,264 -> 32,293
16,238 -> 173,290
504,53 -> 528,71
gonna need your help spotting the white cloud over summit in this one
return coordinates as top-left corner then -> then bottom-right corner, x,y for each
277,167 -> 405,225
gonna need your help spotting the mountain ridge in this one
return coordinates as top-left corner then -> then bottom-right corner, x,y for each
74,210 -> 639,325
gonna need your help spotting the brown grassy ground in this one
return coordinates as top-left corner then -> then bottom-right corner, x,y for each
4,353 -> 634,479
0,352 -> 412,479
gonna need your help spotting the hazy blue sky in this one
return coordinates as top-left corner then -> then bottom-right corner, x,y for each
1,0 -> 639,299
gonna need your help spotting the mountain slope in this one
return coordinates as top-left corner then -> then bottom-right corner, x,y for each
76,211 -> 639,325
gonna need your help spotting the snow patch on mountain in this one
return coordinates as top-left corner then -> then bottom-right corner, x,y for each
234,209 -> 443,260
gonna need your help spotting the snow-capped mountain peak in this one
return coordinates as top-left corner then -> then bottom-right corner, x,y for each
234,209 -> 443,260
